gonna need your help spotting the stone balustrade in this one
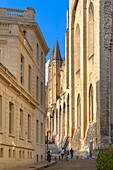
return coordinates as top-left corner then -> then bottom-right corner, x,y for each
0,7 -> 35,21
6,9 -> 24,17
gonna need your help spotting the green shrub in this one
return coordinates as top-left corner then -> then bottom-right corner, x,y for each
96,145 -> 113,170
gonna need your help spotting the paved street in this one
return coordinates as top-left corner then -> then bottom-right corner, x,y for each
42,159 -> 96,170
44,144 -> 96,170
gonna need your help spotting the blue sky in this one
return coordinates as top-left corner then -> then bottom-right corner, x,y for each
0,0 -> 69,61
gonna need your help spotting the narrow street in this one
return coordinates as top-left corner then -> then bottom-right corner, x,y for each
45,144 -> 96,170
42,159 -> 96,170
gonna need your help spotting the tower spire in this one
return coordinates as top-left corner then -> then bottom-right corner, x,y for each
51,40 -> 62,61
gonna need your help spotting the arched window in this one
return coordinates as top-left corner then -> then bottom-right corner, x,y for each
77,94 -> 81,127
89,84 -> 93,123
88,2 -> 94,58
75,24 -> 80,72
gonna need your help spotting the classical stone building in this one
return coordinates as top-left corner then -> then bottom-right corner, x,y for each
0,7 -> 49,169
46,0 -> 113,153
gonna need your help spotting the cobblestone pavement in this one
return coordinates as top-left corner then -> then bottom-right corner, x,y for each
41,159 -> 96,170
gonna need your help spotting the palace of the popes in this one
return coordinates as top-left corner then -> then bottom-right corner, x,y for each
45,0 -> 113,154
0,0 -> 113,169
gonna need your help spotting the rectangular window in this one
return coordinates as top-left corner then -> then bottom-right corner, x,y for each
0,95 -> 2,131
41,123 -> 43,144
23,151 -> 24,158
37,43 -> 39,61
36,120 -> 39,143
41,51 -> 43,69
28,151 -> 29,159
19,150 -> 21,158
13,150 -> 15,158
0,148 -> 3,158
9,149 -> 11,158
20,54 -> 24,85
41,82 -> 43,105
36,76 -> 39,101
9,102 -> 14,135
28,114 -> 31,140
19,109 -> 24,139
30,152 -> 32,159
28,65 -> 32,93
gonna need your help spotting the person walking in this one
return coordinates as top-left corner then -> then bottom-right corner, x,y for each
47,149 -> 52,162
61,148 -> 64,161
70,148 -> 74,159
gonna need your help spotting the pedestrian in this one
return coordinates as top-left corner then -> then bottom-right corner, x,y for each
61,148 -> 64,161
70,148 -> 74,159
76,148 -> 79,160
47,149 -> 52,162
89,149 -> 92,159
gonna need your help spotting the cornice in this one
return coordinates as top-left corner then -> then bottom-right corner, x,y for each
0,20 -> 49,56
20,23 -> 49,56
0,63 -> 39,109
32,24 -> 49,56
18,27 -> 45,78
0,143 -> 35,151
18,28 -> 34,61
19,26 -> 33,53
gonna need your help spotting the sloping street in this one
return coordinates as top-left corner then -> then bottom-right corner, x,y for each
44,144 -> 96,170
42,159 -> 96,170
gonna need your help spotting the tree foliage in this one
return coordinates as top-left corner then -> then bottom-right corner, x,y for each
96,145 -> 113,170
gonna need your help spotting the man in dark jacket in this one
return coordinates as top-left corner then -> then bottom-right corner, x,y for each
70,148 -> 74,159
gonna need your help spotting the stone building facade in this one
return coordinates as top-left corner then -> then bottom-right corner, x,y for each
45,0 -> 113,152
0,7 -> 49,169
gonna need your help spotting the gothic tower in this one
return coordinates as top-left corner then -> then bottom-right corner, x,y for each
47,40 -> 62,135
48,40 -> 62,107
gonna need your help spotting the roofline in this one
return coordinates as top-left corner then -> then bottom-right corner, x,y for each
34,23 -> 49,56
